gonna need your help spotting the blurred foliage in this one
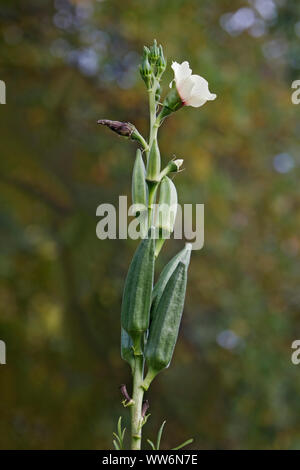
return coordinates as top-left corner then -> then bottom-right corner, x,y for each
0,0 -> 300,450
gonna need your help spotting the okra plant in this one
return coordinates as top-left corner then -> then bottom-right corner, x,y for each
98,40 -> 216,450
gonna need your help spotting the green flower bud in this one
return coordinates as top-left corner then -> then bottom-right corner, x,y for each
155,84 -> 161,103
149,39 -> 159,64
159,159 -> 183,179
146,140 -> 161,183
140,46 -> 152,88
159,44 -> 166,61
143,45 -> 150,57
157,45 -> 166,75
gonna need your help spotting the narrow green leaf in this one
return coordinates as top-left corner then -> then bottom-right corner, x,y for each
172,438 -> 194,450
156,420 -> 166,450
117,416 -> 122,439
112,416 -> 126,450
147,438 -> 156,450
113,440 -> 120,450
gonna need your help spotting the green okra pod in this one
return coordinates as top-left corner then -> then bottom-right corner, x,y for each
146,140 -> 161,183
132,149 -> 148,210
121,231 -> 155,352
143,261 -> 188,390
121,327 -> 135,371
151,243 -> 191,320
155,176 -> 178,256
156,176 -> 178,237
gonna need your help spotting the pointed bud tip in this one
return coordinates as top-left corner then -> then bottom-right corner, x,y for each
174,159 -> 184,169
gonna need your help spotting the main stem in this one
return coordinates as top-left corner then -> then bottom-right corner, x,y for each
148,183 -> 158,228
130,83 -> 159,451
148,88 -> 156,150
131,353 -> 144,450
147,85 -> 159,227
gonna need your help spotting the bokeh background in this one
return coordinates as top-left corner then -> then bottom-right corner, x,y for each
1,0 -> 300,450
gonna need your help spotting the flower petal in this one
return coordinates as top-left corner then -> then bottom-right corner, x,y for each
185,75 -> 217,107
171,61 -> 192,86
176,77 -> 195,103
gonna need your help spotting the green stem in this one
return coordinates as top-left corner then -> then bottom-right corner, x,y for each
130,81 -> 161,451
131,352 -> 144,450
148,182 -> 158,228
148,80 -> 162,152
141,367 -> 159,391
155,238 -> 165,258
132,131 -> 149,152
148,88 -> 157,152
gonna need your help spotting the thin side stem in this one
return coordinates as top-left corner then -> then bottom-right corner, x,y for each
139,135 -> 149,152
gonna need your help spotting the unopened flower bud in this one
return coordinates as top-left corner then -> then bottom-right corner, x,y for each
169,159 -> 183,171
97,119 -> 135,137
98,119 -> 148,150
157,45 -> 166,75
149,39 -> 159,64
140,45 -> 152,88
143,46 -> 150,57
155,84 -> 161,103
159,158 -> 184,180
140,57 -> 152,88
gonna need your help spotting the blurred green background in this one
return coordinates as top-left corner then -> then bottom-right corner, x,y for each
1,0 -> 300,450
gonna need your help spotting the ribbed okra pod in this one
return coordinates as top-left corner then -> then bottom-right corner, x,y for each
132,148 -> 148,210
121,327 -> 134,371
151,243 -> 191,319
121,233 -> 155,352
143,261 -> 188,390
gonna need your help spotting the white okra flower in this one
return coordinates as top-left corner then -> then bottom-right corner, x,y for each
170,61 -> 217,108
